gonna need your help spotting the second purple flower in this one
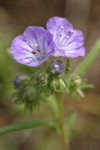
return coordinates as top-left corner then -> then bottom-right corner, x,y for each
46,16 -> 85,58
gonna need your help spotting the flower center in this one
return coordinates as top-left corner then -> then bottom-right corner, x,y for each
27,41 -> 41,55
32,49 -> 40,55
57,26 -> 74,45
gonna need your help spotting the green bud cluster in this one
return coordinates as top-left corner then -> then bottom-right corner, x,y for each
13,59 -> 92,112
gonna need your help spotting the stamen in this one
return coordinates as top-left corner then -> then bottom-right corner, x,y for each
32,51 -> 37,55
26,41 -> 33,49
32,49 -> 40,55
61,26 -> 64,30
66,36 -> 70,39
26,41 -> 38,49
34,43 -> 38,47
69,30 -> 74,33
56,26 -> 64,43
37,50 -> 40,52
26,41 -> 40,55
66,30 -> 74,39
62,29 -> 74,45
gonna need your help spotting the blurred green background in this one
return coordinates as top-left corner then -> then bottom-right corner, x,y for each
0,0 -> 100,150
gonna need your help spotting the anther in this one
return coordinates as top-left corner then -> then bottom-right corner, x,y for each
66,36 -> 70,39
32,51 -> 37,55
69,30 -> 74,34
37,50 -> 40,52
61,26 -> 64,29
32,49 -> 40,55
66,30 -> 74,40
34,43 -> 38,47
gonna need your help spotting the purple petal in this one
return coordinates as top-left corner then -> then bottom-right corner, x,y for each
58,30 -> 85,57
46,16 -> 73,34
46,16 -> 85,58
46,16 -> 73,42
11,26 -> 55,67
64,47 -> 85,58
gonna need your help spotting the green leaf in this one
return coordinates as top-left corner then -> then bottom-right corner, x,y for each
64,111 -> 77,138
74,40 -> 100,75
0,118 -> 51,136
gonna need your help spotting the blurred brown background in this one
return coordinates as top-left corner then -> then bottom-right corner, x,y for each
0,0 -> 100,150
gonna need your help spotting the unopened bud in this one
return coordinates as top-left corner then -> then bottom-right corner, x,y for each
50,60 -> 65,74
13,76 -> 26,89
36,72 -> 48,83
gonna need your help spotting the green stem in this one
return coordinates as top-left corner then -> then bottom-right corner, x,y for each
55,95 -> 71,150
0,118 -> 51,136
74,39 -> 100,75
66,58 -> 71,73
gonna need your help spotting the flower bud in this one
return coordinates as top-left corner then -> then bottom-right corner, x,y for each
50,60 -> 65,74
36,72 -> 48,83
13,76 -> 26,89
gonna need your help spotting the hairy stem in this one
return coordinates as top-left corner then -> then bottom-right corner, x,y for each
55,95 -> 71,150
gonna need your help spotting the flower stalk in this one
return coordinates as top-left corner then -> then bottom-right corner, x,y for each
55,94 -> 71,150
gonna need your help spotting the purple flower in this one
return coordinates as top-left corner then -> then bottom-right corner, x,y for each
11,26 -> 55,67
46,16 -> 85,58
